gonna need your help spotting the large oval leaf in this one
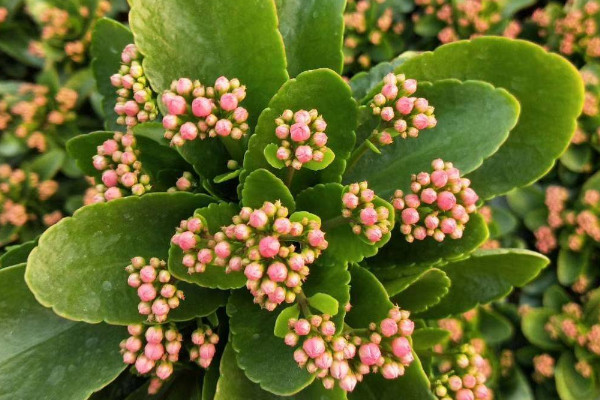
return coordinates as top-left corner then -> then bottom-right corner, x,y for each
26,193 -> 227,325
0,264 -> 127,400
393,37 -> 584,198
241,68 -> 358,195
555,352 -> 600,400
384,268 -> 451,313
521,308 -> 564,351
275,0 -> 345,77
344,79 -> 519,197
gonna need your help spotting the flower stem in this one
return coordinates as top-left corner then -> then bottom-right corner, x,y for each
345,134 -> 379,176
286,166 -> 296,189
322,215 -> 351,231
296,290 -> 312,317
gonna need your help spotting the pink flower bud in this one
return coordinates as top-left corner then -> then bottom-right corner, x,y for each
187,218 -> 202,233
414,98 -> 429,112
156,362 -> 174,380
140,266 -> 157,283
382,83 -> 399,100
399,319 -> 414,336
259,236 -> 280,258
339,374 -> 357,392
249,210 -> 268,228
440,218 -> 457,234
152,298 -> 170,316
294,349 -> 308,364
403,79 -> 417,94
267,261 -> 288,282
413,114 -> 430,130
380,318 -> 399,337
135,355 -> 154,374
244,262 -> 263,281
102,170 -> 118,187
290,123 -> 311,142
220,93 -> 238,111
214,241 -> 231,259
197,248 -> 213,264
308,229 -> 327,248
275,125 -> 289,139
162,114 -> 178,130
178,231 -> 197,251
359,343 -> 381,366
391,336 -> 411,358
381,107 -> 394,121
312,131 -> 328,147
315,352 -> 333,369
138,283 -> 157,302
176,78 -> 193,95
125,336 -> 143,352
168,96 -> 187,115
294,110 -> 311,124
331,360 -> 350,379
145,342 -> 165,361
360,207 -> 379,226
124,100 -> 140,117
200,343 -> 216,360
104,187 -> 122,201
284,332 -> 298,346
401,208 -> 420,225
289,254 -> 305,271
233,107 -> 249,123
295,145 -> 313,163
214,76 -> 230,92
405,194 -> 420,208
215,119 -> 233,137
192,97 -> 213,117
437,191 -> 457,211
420,188 -> 437,204
382,363 -> 401,379
431,170 -> 448,188
273,217 -> 292,234
294,319 -> 311,335
110,74 -> 122,87
462,188 -> 479,206
145,326 -> 163,343
180,122 -> 198,141
456,389 -> 475,400
303,337 -> 326,359
396,97 -> 414,114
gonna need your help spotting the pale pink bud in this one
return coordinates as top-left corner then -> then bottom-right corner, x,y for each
128,273 -> 141,288
425,214 -> 439,229
303,337 -> 326,358
295,145 -> 313,163
315,352 -> 333,369
440,218 -> 457,234
140,266 -> 157,283
399,319 -> 414,336
135,355 -> 154,374
162,114 -> 178,130
462,188 -> 479,206
178,231 -> 197,251
294,319 -> 311,335
259,236 -> 280,258
200,343 -> 216,360
214,241 -> 231,259
233,107 -> 249,123
145,326 -> 163,343
403,79 -> 417,94
267,261 -> 287,282
180,122 -> 198,141
421,188 -> 437,204
312,131 -> 328,147
176,78 -> 193,95
289,254 -> 305,271
215,119 -> 233,136
187,218 -> 202,232
392,336 -> 411,358
366,227 -> 383,242
244,262 -> 263,281
124,100 -> 140,117
220,93 -> 238,111
102,170 -> 118,187
144,342 -> 165,361
137,283 -> 157,302
437,191 -> 457,211
381,107 -> 394,121
405,194 -> 420,208
214,76 -> 230,92
168,96 -> 187,115
192,97 -> 213,117
401,208 -> 419,225
414,98 -> 429,112
331,360 -> 350,379
359,343 -> 381,366
152,298 -> 170,316
294,348 -> 309,364
275,125 -> 289,139
413,114 -> 429,130
294,110 -> 311,124
339,374 -> 358,392
197,248 -> 213,264
284,332 -> 298,346
249,210 -> 268,228
308,229 -> 327,248
156,362 -> 174,380
274,218 -> 292,234
396,97 -> 414,114
290,123 -> 311,142
382,363 -> 401,379
382,83 -> 399,100
380,318 -> 399,337
431,170 -> 448,187
360,207 -> 378,226
456,389 -> 475,400
125,336 -> 142,352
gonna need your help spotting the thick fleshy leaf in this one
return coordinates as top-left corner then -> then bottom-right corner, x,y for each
169,202 -> 246,289
384,268 -> 451,313
506,185 -> 544,218
419,249 -> 548,318
542,285 -> 571,312
215,343 -> 346,399
521,308 -> 563,351
307,293 -> 339,316
296,183 -> 394,265
369,213 -> 488,271
477,307 -> 513,345
557,248 -> 590,286
91,18 -> 133,131
0,264 -> 127,399
411,328 -> 450,350
346,265 -> 393,327
555,352 -> 600,400
0,239 -> 37,268
344,79 -> 519,198
275,0 -> 345,77
129,0 -> 288,128
241,69 -> 357,195
26,149 -> 65,180
274,304 -> 300,338
242,169 -> 295,211
560,144 -> 592,173
499,367 -> 534,400
26,193 -> 228,325
393,37 -> 584,198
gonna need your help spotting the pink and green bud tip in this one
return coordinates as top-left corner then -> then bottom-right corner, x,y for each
343,181 -> 392,243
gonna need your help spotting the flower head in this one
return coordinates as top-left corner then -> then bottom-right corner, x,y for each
343,181 -> 392,243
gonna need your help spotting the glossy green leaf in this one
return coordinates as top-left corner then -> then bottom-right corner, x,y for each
555,352 -> 599,400
215,343 -> 346,400
169,202 -> 247,289
241,69 -> 357,195
274,304 -> 300,338
346,264 -> 393,328
506,185 -> 544,218
521,308 -> 563,351
296,183 -> 394,265
307,293 -> 339,316
369,213 -> 488,271
385,268 -> 451,313
344,79 -> 519,198
560,144 -> 592,173
411,328 -> 450,350
477,307 -> 513,345
91,18 -> 134,131
129,0 -> 288,128
488,205 -> 518,239
0,264 -> 127,400
26,193 -> 228,325
0,239 -> 37,268
557,248 -> 590,286
275,0 -> 345,77
394,37 -> 584,198
26,149 -> 65,180
420,249 -> 548,318
542,285 -> 571,312
242,169 -> 296,211
499,367 -> 534,400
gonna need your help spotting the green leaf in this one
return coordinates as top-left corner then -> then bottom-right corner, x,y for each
26,149 -> 65,180
419,249 -> 549,318
477,307 -> 514,345
555,352 -> 600,400
560,144 -> 592,173
26,193 -> 227,325
344,79 -> 519,198
307,293 -> 339,316
242,169 -> 295,211
394,37 -> 584,198
346,265 -> 435,400
0,239 -> 37,268
0,264 -> 127,399
369,213 -> 488,271
411,328 -> 450,350
385,268 -> 451,313
521,308 -> 563,351
274,304 -> 300,338
241,69 -> 357,195
215,343 -> 346,399
506,185 -> 544,218
584,288 -> 600,325
129,0 -> 288,128
91,18 -> 134,131
275,0 -> 345,77
296,183 -> 394,265
542,285 -> 571,312
169,202 -> 247,289
557,248 -> 590,286
488,205 -> 518,239
228,290 -> 314,395
499,367 -> 535,400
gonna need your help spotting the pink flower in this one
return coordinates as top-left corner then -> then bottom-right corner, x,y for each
330,360 -> 350,379
401,208 -> 420,225
358,343 -> 381,366
167,95 -> 187,115
137,283 -> 157,302
267,262 -> 288,282
180,122 -> 198,141
220,93 -> 238,111
380,318 -> 399,337
192,97 -> 213,117
156,362 -> 173,380
259,236 -> 280,258
295,145 -> 313,163
244,262 -> 263,281
456,389 -> 475,400
303,337 -> 326,359
102,170 -> 118,187
215,119 -> 233,136
391,336 -> 411,358
135,355 -> 155,374
396,97 -> 414,115
144,342 -> 165,361
360,207 -> 379,226
178,231 -> 197,251
437,191 -> 457,211
399,319 -> 414,336
290,123 -> 311,142
163,114 -> 178,130
366,227 -> 383,242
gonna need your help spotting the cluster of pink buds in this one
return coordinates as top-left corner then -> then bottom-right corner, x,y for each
369,73 -> 436,145
91,131 -> 151,202
284,307 -> 415,392
125,257 -> 184,323
545,301 -> 600,358
392,159 -> 478,242
189,324 -> 220,368
273,109 -> 330,170
172,201 -> 328,310
532,354 -> 555,382
432,343 -> 493,400
111,44 -> 158,129
162,76 -> 249,146
342,182 -> 391,243
120,324 -> 182,393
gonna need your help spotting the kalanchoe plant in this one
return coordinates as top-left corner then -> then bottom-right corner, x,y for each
0,1 -> 585,399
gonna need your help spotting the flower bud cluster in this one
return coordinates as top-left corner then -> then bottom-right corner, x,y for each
432,342 -> 493,400
0,83 -> 78,152
544,301 -> 600,360
273,109 -> 330,170
284,307 -> 415,392
91,131 -> 151,202
392,159 -> 478,242
162,76 -> 249,146
342,182 -> 391,243
343,0 -> 406,71
111,44 -> 158,129
126,257 -> 184,323
532,354 -> 555,382
369,73 -> 437,145
120,324 -> 182,393
172,201 -> 328,310
531,1 -> 600,60
189,325 -> 220,368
